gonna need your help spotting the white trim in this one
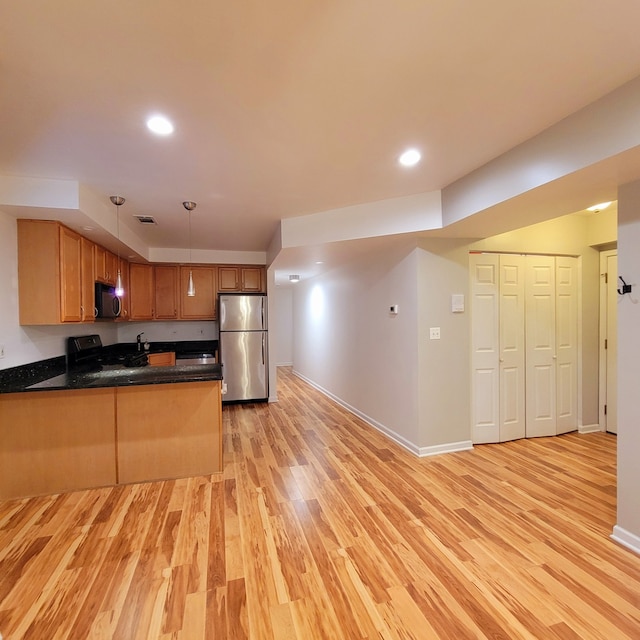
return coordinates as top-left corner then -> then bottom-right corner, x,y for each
293,370 -> 472,458
578,423 -> 603,434
611,525 -> 640,556
417,441 -> 474,457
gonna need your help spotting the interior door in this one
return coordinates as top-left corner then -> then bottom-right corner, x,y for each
470,253 -> 500,444
555,257 -> 578,434
525,255 -> 557,438
499,254 -> 526,441
606,253 -> 618,434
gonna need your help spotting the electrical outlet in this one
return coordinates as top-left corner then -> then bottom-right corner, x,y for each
0,344 -> 5,358
429,327 -> 440,340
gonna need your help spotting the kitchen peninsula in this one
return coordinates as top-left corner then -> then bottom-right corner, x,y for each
0,343 -> 223,500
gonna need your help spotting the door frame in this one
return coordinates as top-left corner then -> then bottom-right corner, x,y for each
598,249 -> 617,432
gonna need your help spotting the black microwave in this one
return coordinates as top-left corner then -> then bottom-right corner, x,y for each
95,282 -> 121,318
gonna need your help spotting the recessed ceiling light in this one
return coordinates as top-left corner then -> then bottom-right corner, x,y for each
289,275 -> 301,283
399,148 -> 421,167
82,226 -> 95,231
146,115 -> 174,136
315,261 -> 324,265
587,201 -> 612,212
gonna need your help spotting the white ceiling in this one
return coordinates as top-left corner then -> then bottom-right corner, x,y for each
2,1 -> 640,262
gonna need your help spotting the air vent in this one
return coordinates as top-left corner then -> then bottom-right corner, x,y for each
134,215 -> 157,225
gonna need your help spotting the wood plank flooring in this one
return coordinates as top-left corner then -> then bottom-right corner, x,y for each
1,366 -> 639,639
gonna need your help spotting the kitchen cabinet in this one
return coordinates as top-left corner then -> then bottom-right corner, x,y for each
80,237 -> 96,322
116,257 -> 130,321
0,380 -> 222,499
218,265 -> 265,292
95,245 -> 118,285
117,381 -> 222,484
17,220 -> 85,325
148,352 -> 176,366
0,388 -> 117,499
154,265 -> 179,319
129,263 -> 154,320
180,266 -> 217,319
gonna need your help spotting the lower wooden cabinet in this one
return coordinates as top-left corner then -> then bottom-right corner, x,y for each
0,381 -> 223,499
147,352 -> 176,367
0,388 -> 117,499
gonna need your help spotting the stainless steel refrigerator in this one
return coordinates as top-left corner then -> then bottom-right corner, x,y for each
219,293 -> 268,402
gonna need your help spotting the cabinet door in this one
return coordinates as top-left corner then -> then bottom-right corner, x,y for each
80,237 -> 95,322
218,266 -> 240,291
105,251 -> 118,286
155,266 -> 179,319
180,266 -> 217,319
94,245 -> 107,283
116,257 -> 130,321
60,226 -> 83,322
129,263 -> 155,320
241,267 -> 265,292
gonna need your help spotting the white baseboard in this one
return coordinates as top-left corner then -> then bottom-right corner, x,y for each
293,370 -> 471,458
579,423 -> 603,434
418,441 -> 474,457
611,525 -> 640,556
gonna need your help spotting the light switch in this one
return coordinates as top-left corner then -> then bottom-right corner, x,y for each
429,327 -> 440,340
451,294 -> 465,313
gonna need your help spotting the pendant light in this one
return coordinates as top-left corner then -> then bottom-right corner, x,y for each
110,195 -> 125,297
183,200 -> 197,296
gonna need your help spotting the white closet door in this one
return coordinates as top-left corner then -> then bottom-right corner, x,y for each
499,254 -> 525,441
470,253 -> 500,444
555,257 -> 578,434
525,255 -> 557,437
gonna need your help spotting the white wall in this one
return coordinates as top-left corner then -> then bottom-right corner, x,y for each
272,287 -> 293,366
292,237 -> 421,450
0,209 -> 117,369
614,180 -> 640,550
290,211 -> 614,454
470,212 -> 607,429
116,321 -> 217,344
417,239 -> 472,450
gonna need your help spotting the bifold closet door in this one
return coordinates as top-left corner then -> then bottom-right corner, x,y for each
470,253 -> 525,444
525,255 -> 557,437
555,256 -> 578,434
524,255 -> 578,437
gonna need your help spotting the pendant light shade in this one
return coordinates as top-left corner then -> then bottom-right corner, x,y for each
183,201 -> 197,297
110,195 -> 126,297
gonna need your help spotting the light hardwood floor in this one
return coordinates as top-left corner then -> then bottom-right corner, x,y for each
1,367 -> 639,639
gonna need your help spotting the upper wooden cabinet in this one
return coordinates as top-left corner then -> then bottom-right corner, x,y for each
116,257 -> 130,321
80,237 -> 96,322
17,220 -> 90,325
129,263 -> 154,320
95,245 -> 118,286
154,265 -> 179,319
180,266 -> 217,319
218,266 -> 265,293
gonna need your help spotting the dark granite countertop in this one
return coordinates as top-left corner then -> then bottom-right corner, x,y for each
0,340 -> 222,394
20,363 -> 223,393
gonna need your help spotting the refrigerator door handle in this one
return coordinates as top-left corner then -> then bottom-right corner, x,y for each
262,332 -> 265,365
261,297 -> 264,328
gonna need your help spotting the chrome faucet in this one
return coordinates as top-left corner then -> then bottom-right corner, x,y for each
137,332 -> 144,351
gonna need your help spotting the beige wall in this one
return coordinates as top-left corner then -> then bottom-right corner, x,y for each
615,181 -> 640,548
469,212 -> 613,429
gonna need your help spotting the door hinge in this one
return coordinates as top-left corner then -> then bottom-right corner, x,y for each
604,404 -> 607,415
605,272 -> 608,284
605,339 -> 608,349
